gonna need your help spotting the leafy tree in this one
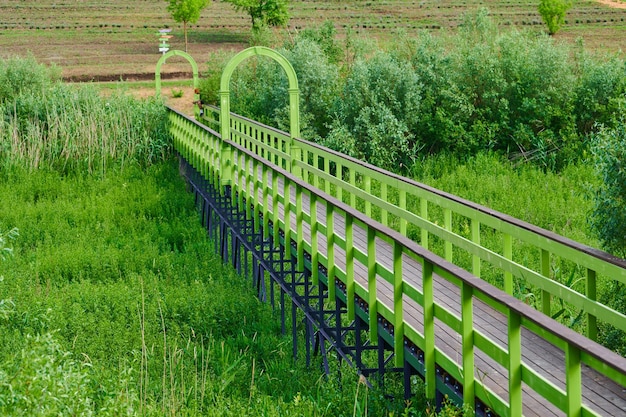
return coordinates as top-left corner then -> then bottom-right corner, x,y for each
166,0 -> 210,52
538,0 -> 574,35
223,0 -> 289,32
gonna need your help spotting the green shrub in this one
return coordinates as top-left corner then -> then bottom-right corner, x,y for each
197,12 -> 625,172
574,47 -> 626,134
198,49 -> 235,106
333,51 -> 422,169
590,117 -> 626,257
0,333 -> 97,416
538,0 -> 574,35
590,117 -> 626,355
0,56 -> 60,105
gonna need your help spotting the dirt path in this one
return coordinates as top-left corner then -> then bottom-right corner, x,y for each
595,0 -> 626,9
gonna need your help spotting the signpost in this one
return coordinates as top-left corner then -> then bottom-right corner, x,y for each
158,29 -> 172,54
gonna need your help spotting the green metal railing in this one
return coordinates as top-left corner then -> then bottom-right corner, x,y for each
200,105 -> 626,347
171,107 -> 626,417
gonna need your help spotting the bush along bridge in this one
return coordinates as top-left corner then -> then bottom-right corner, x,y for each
159,47 -> 626,417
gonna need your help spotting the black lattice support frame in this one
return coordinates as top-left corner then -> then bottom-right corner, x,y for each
178,155 -> 493,415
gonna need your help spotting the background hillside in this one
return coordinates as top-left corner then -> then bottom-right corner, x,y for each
0,0 -> 624,81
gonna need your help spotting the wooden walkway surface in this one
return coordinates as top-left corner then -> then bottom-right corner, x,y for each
255,171 -> 626,417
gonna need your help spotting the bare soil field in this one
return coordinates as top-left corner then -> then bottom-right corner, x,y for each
0,0 -> 623,84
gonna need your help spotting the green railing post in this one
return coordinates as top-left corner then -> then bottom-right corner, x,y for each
262,165 -> 270,240
381,183 -> 388,226
587,268 -> 597,341
420,198 -> 429,250
508,310 -> 522,417
504,234 -> 513,295
272,169 -> 280,244
471,219 -> 481,278
541,249 -> 551,316
393,241 -> 404,367
326,204 -> 336,300
461,281 -> 475,410
284,178 -> 292,258
399,189 -> 407,236
423,260 -> 436,400
566,344 -> 582,417
289,86 -> 301,178
444,208 -> 453,262
296,185 -> 304,270
367,227 -> 378,340
346,214 -> 355,321
310,193 -> 319,286
220,90 -> 233,187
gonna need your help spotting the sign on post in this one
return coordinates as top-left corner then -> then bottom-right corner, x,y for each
158,29 -> 172,54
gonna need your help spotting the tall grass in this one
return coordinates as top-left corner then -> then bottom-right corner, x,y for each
0,56 -> 170,174
0,162 -> 431,416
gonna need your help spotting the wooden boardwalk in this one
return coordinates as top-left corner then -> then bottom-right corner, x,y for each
267,173 -> 626,417
169,106 -> 626,417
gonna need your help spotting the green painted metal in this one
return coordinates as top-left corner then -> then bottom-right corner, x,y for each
461,281 -> 475,410
508,311 -> 522,417
422,259 -> 436,400
346,214 -> 356,321
367,227 -> 378,340
393,241 -> 404,367
218,46 -> 300,185
168,46 -> 626,414
155,50 -> 200,116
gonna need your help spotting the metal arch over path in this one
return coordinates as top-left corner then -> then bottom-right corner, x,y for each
165,47 -> 626,417
218,46 -> 300,185
155,50 -> 200,114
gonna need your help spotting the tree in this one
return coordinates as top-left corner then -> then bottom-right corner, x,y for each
167,0 -> 210,52
223,0 -> 289,32
538,0 -> 574,35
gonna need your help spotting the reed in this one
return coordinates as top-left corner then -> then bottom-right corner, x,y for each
0,56 -> 170,174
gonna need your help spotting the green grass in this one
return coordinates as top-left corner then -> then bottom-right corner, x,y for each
0,161 -> 436,416
410,152 -> 598,246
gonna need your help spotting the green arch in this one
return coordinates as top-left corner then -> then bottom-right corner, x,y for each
155,50 -> 200,112
219,46 -> 300,142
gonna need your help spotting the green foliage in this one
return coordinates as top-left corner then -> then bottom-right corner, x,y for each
538,0 -> 574,35
167,0 -> 209,25
592,120 -> 626,353
223,0 -> 289,32
200,12 -> 624,171
166,0 -> 210,51
334,51 -> 422,170
0,227 -> 18,263
0,57 -> 170,174
573,45 -> 626,134
0,164 -> 423,416
0,227 -> 18,322
590,117 -> 626,257
0,56 -> 60,106
297,21 -> 344,65
198,50 -> 235,106
0,333 -> 118,417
